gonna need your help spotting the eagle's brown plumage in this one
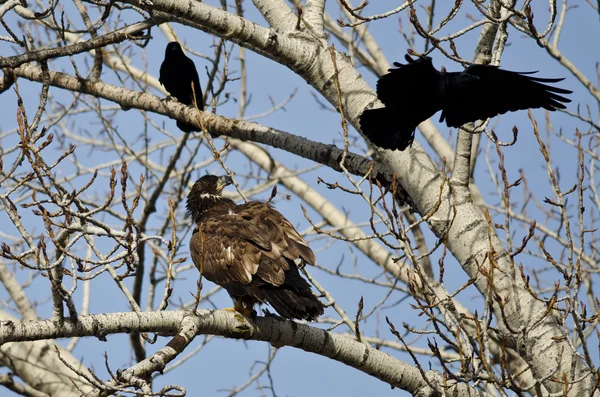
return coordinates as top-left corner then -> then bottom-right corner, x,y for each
186,175 -> 324,321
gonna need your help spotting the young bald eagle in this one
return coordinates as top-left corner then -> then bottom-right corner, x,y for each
186,175 -> 324,321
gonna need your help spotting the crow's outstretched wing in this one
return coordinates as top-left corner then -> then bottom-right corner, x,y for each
439,65 -> 572,128
359,55 -> 442,150
359,54 -> 572,151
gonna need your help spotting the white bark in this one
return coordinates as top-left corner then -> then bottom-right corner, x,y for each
0,311 -> 95,396
0,309 -> 490,396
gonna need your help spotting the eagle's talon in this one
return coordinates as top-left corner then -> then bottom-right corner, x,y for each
236,307 -> 256,320
234,314 -> 248,323
222,299 -> 256,319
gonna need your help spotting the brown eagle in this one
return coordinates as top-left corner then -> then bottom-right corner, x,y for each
186,175 -> 324,321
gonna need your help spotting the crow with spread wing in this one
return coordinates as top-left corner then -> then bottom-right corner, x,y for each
159,42 -> 203,133
359,54 -> 572,151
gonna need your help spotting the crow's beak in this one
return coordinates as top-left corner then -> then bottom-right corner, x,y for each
217,175 -> 233,191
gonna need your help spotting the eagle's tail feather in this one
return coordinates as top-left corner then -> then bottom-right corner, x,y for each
261,264 -> 324,321
263,287 -> 324,321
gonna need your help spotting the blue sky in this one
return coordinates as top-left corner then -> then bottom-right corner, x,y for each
1,1 -> 598,396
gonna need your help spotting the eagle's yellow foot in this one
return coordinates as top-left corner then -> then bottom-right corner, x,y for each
223,298 -> 256,319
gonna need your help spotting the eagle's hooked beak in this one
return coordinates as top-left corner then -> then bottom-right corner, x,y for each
217,175 -> 233,191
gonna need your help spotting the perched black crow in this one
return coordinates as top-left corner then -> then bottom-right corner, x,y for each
159,42 -> 203,132
359,54 -> 572,150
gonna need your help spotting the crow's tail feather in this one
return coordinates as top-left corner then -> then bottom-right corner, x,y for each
176,120 -> 201,133
359,107 -> 416,151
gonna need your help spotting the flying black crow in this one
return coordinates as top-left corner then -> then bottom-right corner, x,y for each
359,54 -> 572,150
159,42 -> 203,132
186,175 -> 324,321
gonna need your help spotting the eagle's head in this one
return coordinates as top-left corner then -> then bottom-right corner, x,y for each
187,175 -> 233,223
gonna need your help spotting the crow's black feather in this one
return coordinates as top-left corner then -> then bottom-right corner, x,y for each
159,42 -> 203,132
359,54 -> 572,150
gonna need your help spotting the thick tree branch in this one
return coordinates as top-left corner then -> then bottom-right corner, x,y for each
252,0 -> 297,30
304,0 -> 326,35
0,311 -> 94,397
11,63 -> 404,199
0,309 -> 489,397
